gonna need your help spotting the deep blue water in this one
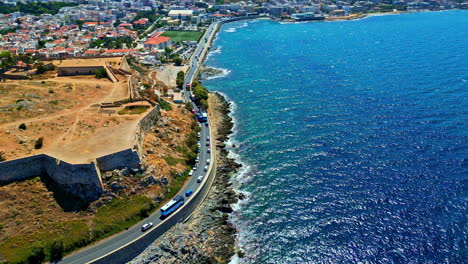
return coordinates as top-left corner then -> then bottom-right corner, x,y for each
203,11 -> 468,264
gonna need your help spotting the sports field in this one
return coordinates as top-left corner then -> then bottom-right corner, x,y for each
161,31 -> 203,42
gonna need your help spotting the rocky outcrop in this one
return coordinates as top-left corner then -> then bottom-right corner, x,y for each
129,93 -> 240,264
199,66 -> 224,80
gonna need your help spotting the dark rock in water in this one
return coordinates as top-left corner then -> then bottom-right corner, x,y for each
239,193 -> 246,200
200,67 -> 224,80
217,205 -> 233,214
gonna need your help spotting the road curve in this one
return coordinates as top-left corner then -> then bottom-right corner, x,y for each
59,24 -> 220,264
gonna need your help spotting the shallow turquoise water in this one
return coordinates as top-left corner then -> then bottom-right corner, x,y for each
204,11 -> 467,263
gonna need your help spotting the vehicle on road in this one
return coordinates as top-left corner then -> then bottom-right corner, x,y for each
196,112 -> 208,123
204,165 -> 208,172
205,122 -> 209,126
206,142 -> 210,146
188,170 -> 194,176
207,148 -> 211,154
160,195 -> 185,217
185,190 -> 193,197
197,176 -> 203,183
206,136 -> 210,141
141,222 -> 153,232
193,165 -> 197,171
206,159 -> 210,165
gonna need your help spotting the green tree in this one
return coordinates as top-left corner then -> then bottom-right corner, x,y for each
95,68 -> 108,79
27,247 -> 45,264
174,57 -> 182,66
193,83 -> 209,109
176,71 -> 185,88
49,240 -> 64,261
76,19 -> 85,30
0,51 -> 15,70
34,137 -> 44,149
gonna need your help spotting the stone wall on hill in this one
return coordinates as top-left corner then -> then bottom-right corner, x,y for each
0,154 -> 103,202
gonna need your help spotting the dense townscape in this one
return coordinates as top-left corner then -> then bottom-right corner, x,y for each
0,1 -> 466,264
1,0 -> 467,64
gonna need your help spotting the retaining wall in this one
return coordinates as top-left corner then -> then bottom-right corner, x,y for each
134,105 -> 161,158
0,154 -> 103,202
96,149 -> 141,172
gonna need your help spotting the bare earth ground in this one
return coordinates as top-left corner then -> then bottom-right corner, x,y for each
0,99 -> 197,263
0,73 -> 143,163
155,64 -> 188,88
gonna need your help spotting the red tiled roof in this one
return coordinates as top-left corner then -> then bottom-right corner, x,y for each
104,49 -> 135,53
144,36 -> 171,45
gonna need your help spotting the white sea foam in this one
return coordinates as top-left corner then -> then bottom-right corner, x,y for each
237,22 -> 248,28
205,67 -> 231,80
206,46 -> 222,60
225,27 -> 237,33
215,92 -> 257,264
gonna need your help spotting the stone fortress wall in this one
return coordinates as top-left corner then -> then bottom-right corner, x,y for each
0,101 -> 161,203
0,154 -> 102,202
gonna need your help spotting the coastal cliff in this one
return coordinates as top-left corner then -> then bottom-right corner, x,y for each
129,93 -> 241,264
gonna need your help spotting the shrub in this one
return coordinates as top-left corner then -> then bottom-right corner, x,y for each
159,98 -> 172,111
18,123 -> 27,130
174,57 -> 182,66
48,88 -> 54,94
49,240 -> 64,261
28,247 -> 45,264
34,137 -> 44,149
176,70 -> 185,89
0,151 -> 5,162
95,67 -> 107,79
164,156 -> 178,166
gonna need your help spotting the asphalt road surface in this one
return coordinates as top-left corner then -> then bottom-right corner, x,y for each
60,23 -> 220,264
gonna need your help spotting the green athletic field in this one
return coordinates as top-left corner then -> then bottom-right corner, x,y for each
160,31 -> 203,42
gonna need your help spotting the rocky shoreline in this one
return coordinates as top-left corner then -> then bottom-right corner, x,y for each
129,93 -> 242,264
198,65 -> 225,80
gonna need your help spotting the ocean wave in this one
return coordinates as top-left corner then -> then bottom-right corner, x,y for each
225,27 -> 237,33
215,92 -> 257,264
210,46 -> 222,54
237,22 -> 248,28
206,46 -> 222,60
204,67 -> 231,80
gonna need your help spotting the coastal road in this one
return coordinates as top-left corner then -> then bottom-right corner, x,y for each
60,24 -> 220,264
183,21 -> 220,95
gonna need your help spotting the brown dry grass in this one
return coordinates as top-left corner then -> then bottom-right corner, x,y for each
0,100 -> 198,263
0,73 -> 138,163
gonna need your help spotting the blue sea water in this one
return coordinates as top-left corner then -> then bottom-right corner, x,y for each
203,11 -> 468,264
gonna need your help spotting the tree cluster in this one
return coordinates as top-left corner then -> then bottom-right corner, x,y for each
0,51 -> 40,71
0,27 -> 17,36
176,70 -> 185,89
192,82 -> 209,109
0,2 -> 78,15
